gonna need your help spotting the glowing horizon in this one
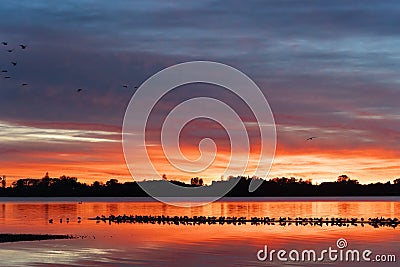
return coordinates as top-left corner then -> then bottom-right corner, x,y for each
1,119 -> 399,186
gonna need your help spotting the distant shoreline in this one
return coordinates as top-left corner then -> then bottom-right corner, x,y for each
1,176 -> 400,198
0,196 -> 399,202
0,234 -> 72,243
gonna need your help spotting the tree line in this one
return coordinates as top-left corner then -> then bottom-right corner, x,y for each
0,173 -> 399,197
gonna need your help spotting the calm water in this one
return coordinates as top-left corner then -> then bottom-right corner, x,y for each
0,197 -> 399,266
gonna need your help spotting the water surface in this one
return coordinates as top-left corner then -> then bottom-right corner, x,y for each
0,197 -> 398,266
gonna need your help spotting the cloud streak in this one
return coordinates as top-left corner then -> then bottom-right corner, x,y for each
0,121 -> 119,144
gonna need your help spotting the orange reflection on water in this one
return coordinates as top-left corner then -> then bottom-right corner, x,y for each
0,198 -> 399,266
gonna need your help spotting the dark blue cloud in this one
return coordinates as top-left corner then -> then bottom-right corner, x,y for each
0,0 -> 399,149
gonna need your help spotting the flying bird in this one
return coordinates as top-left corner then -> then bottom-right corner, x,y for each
7,49 -> 13,52
77,88 -> 83,92
19,44 -> 27,49
134,86 -> 139,89
1,42 -> 7,45
11,62 -> 17,66
22,83 -> 28,86
4,76 -> 10,79
122,85 -> 128,88
1,70 -> 7,73
306,137 -> 317,141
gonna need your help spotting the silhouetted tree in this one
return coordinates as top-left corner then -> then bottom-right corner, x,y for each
337,175 -> 349,183
12,178 -> 40,188
1,175 -> 5,188
394,178 -> 400,185
191,177 -> 198,185
92,181 -> 103,187
191,177 -> 204,186
106,179 -> 119,187
337,175 -> 359,185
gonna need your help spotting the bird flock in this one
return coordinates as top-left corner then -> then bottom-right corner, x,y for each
89,214 -> 400,229
1,41 -> 28,86
2,40 -> 140,94
49,216 -> 82,224
1,40 -> 317,141
76,84 -> 138,93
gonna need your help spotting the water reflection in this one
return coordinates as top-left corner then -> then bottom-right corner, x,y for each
0,198 -> 398,266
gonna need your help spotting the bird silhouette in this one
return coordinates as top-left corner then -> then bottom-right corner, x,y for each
77,88 -> 83,92
11,62 -> 17,66
4,76 -> 10,79
306,137 -> 317,141
22,83 -> 28,86
7,49 -> 13,53
19,44 -> 27,49
1,70 -> 7,72
122,85 -> 128,88
134,86 -> 139,89
2,42 -> 7,45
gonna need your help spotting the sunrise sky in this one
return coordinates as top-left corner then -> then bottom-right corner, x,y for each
1,0 -> 400,185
